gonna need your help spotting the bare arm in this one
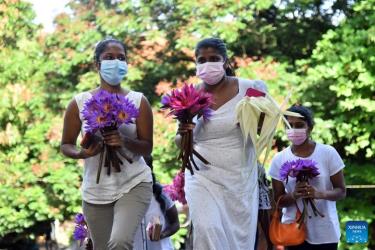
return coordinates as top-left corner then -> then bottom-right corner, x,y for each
160,205 -> 180,239
272,179 -> 297,207
103,96 -> 153,156
60,99 -> 102,159
272,170 -> 346,208
174,123 -> 195,149
305,170 -> 346,201
258,209 -> 273,250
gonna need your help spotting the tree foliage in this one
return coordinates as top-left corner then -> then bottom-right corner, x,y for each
297,0 -> 375,160
0,0 -> 373,248
294,1 -> 375,248
0,0 -> 81,238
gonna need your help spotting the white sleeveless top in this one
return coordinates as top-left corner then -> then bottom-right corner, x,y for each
75,90 -> 152,204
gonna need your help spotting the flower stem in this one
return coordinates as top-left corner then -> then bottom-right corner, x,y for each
183,130 -> 193,175
192,149 -> 209,164
309,198 -> 325,218
96,147 -> 106,184
297,198 -> 308,227
106,145 -> 111,176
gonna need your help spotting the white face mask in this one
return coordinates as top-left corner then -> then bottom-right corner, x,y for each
196,62 -> 225,85
100,59 -> 128,86
286,128 -> 307,145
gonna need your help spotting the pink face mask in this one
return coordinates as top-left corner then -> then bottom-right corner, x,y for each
196,62 -> 225,85
286,128 -> 307,145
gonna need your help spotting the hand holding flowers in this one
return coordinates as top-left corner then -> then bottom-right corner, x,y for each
102,129 -> 125,147
80,142 -> 103,159
280,159 -> 324,225
293,182 -> 324,200
81,89 -> 139,183
161,83 -> 213,175
177,123 -> 196,135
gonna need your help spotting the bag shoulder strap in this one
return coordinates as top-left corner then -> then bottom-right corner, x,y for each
276,195 -> 302,213
274,195 -> 305,227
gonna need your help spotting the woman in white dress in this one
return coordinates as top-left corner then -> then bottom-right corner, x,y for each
176,38 -> 267,250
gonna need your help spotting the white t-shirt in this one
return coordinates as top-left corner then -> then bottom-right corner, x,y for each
134,192 -> 175,250
268,143 -> 345,244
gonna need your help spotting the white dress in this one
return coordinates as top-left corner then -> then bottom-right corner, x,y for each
185,78 -> 267,250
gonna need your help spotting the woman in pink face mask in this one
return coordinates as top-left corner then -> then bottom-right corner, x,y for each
176,38 -> 268,250
268,105 -> 346,250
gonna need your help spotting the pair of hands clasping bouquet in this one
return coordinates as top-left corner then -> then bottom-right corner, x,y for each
80,90 -> 139,183
80,130 -> 126,158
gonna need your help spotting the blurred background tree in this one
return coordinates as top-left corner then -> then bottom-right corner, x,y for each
0,0 -> 373,249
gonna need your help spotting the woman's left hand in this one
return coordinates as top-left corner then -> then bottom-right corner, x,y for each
102,130 -> 125,147
302,184 -> 324,199
147,224 -> 162,241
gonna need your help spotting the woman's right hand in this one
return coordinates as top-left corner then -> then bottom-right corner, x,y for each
80,141 -> 103,159
175,123 -> 195,148
177,123 -> 195,135
292,181 -> 308,200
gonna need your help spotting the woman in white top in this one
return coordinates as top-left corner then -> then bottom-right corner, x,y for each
268,105 -> 346,250
61,38 -> 153,250
176,38 -> 267,250
134,156 -> 180,250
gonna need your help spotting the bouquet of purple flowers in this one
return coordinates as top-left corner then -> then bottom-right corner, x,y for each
82,90 -> 139,183
280,159 -> 324,224
161,83 -> 213,175
73,213 -> 92,249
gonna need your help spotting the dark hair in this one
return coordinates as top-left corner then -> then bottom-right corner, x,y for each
286,104 -> 315,128
195,38 -> 236,76
94,38 -> 127,63
144,155 -> 167,213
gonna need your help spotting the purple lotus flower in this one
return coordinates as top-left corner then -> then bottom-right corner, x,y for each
280,160 -> 302,180
73,225 -> 88,246
199,107 -> 213,121
161,95 -> 171,107
161,83 -> 214,122
280,159 -> 319,183
82,90 -> 139,133
73,213 -> 90,247
295,159 -> 320,179
75,213 -> 85,225
113,95 -> 139,125
84,111 -> 112,133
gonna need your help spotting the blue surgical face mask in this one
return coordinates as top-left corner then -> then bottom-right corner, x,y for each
99,59 -> 128,86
